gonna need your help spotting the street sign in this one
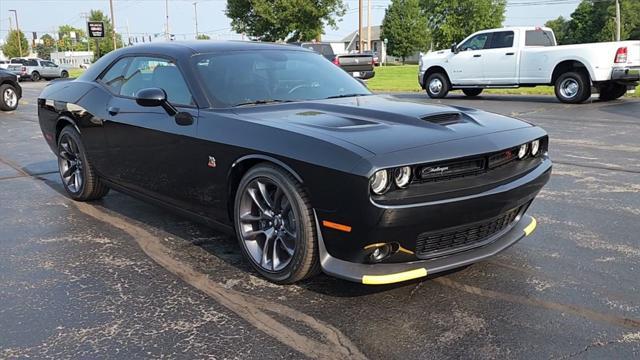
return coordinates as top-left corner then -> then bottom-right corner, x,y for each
87,21 -> 105,38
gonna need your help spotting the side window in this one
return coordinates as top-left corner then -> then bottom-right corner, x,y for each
99,57 -> 131,94
119,57 -> 193,106
27,59 -> 38,66
459,33 -> 492,51
488,31 -> 514,49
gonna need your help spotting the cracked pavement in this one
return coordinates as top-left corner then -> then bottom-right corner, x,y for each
1,83 -> 639,359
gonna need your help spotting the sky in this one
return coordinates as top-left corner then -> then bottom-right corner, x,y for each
0,0 -> 582,44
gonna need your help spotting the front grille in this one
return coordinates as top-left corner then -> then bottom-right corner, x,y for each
415,203 -> 528,259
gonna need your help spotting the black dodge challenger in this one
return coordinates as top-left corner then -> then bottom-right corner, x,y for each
38,41 -> 551,285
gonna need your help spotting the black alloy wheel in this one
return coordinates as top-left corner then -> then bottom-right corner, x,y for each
234,164 -> 319,284
57,126 -> 109,201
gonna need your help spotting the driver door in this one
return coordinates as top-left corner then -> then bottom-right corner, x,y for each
98,56 -> 201,209
448,32 -> 493,85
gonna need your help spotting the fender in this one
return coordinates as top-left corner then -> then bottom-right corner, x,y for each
230,154 -> 304,184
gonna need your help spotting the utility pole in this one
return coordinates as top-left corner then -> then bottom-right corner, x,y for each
126,18 -> 131,47
109,0 -> 117,49
81,12 -> 91,51
193,2 -> 199,39
165,0 -> 170,41
358,0 -> 363,52
615,0 -> 621,41
9,10 -> 23,57
366,0 -> 371,51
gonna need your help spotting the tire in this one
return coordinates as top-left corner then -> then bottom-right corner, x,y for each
425,72 -> 450,99
31,71 -> 41,82
598,83 -> 627,101
234,163 -> 320,284
57,126 -> 110,201
0,84 -> 19,111
462,89 -> 483,97
554,71 -> 591,104
61,70 -> 69,78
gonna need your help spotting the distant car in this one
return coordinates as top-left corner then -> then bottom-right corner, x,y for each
7,58 -> 69,81
0,60 -> 10,69
0,68 -> 21,111
38,41 -> 550,285
292,42 -> 375,80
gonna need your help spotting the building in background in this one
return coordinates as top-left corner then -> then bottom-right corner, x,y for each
340,25 -> 420,64
50,51 -> 94,68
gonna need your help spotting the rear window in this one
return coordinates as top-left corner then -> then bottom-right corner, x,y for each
301,43 -> 334,57
525,30 -> 556,47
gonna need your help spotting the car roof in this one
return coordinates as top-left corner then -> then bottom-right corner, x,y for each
117,40 -> 310,56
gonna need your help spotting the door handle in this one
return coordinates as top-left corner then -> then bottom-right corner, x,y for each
505,52 -> 515,56
107,106 -> 120,116
473,54 -> 482,58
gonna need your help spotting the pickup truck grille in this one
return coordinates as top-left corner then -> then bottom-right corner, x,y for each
415,202 -> 529,259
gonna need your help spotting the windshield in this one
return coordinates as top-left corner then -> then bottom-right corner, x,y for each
193,50 -> 371,108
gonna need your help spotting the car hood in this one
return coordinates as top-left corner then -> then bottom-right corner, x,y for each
233,95 -> 532,156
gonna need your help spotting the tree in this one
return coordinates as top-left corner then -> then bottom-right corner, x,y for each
545,17 -> 570,45
89,10 -> 123,58
381,0 -> 430,64
58,25 -> 87,51
226,0 -> 346,42
556,0 -> 640,44
196,34 -> 211,40
420,0 -> 506,49
34,34 -> 56,60
1,30 -> 29,58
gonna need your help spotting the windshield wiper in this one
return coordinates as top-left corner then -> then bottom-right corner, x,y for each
232,99 -> 297,107
323,93 -> 370,100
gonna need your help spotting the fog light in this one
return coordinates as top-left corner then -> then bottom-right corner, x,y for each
531,140 -> 540,156
370,244 -> 392,262
517,144 -> 528,159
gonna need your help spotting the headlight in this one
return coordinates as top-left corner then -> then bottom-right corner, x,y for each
394,166 -> 412,188
370,170 -> 389,195
531,140 -> 540,156
517,144 -> 528,159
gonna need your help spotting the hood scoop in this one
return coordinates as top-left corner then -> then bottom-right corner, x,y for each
420,112 -> 464,126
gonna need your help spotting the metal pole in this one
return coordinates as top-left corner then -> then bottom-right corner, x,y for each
615,0 -> 621,41
367,0 -> 371,51
165,0 -> 170,40
126,18 -> 131,47
9,10 -> 22,57
358,0 -> 362,52
109,0 -> 117,49
193,2 -> 199,39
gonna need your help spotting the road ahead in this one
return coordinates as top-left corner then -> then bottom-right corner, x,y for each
1,82 -> 639,359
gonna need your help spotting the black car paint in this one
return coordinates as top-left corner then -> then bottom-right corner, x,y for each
38,41 -> 550,278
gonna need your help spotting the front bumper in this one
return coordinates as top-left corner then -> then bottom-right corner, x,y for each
611,67 -> 640,82
318,214 -> 537,285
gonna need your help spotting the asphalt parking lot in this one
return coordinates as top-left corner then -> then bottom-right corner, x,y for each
1,81 -> 639,359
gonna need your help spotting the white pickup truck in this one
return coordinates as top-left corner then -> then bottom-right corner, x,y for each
418,26 -> 640,103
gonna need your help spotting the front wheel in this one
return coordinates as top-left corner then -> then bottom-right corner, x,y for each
554,71 -> 591,104
0,84 -> 19,111
598,83 -> 627,101
57,126 -> 110,201
462,89 -> 483,97
425,73 -> 450,99
234,164 -> 319,284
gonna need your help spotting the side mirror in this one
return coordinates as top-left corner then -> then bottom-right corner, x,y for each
451,43 -> 459,54
135,88 -> 177,116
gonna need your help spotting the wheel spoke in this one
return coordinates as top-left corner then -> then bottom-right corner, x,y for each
277,237 -> 295,256
257,181 -> 273,209
261,234 -> 272,268
272,236 -> 280,270
62,164 -> 77,178
240,213 -> 265,223
248,187 -> 269,214
273,187 -> 284,212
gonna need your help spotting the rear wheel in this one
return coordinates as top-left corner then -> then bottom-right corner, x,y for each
0,84 -> 19,111
598,83 -> 627,101
234,164 -> 319,284
61,70 -> 69,78
462,89 -> 483,97
31,71 -> 41,82
57,126 -> 110,201
554,71 -> 591,104
425,72 -> 450,99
